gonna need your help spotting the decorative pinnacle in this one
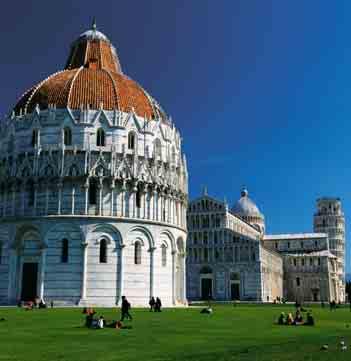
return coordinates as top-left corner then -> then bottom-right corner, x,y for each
202,186 -> 208,196
92,17 -> 97,31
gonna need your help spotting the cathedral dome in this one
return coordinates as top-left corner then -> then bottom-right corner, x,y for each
232,188 -> 262,217
13,21 -> 166,120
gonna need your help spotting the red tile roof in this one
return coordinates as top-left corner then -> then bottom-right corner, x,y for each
14,31 -> 165,120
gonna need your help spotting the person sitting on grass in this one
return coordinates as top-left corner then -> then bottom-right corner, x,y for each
97,316 -> 104,329
25,301 -> 34,311
85,312 -> 94,328
278,312 -> 286,325
293,310 -> 304,325
286,313 -> 294,325
305,311 -> 315,326
115,320 -> 132,330
200,304 -> 213,314
39,299 -> 46,309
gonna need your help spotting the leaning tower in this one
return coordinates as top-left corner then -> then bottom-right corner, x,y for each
313,198 -> 346,302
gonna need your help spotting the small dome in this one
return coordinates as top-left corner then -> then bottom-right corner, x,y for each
232,188 -> 263,217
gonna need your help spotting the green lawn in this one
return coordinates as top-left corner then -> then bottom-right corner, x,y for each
0,305 -> 351,361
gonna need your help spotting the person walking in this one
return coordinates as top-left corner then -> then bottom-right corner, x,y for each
149,297 -> 156,312
120,296 -> 132,321
155,297 -> 162,312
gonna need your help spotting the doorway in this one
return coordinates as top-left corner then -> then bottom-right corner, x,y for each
21,263 -> 38,301
201,278 -> 213,300
230,282 -> 240,300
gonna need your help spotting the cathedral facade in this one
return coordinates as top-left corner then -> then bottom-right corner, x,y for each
0,23 -> 188,307
187,189 -> 345,303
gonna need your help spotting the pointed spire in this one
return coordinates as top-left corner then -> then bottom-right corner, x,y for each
92,17 -> 97,31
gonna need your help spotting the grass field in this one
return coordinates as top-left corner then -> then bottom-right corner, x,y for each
0,304 -> 351,361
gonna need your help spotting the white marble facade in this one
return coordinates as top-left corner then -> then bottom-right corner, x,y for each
0,26 -> 188,307
187,189 -> 346,303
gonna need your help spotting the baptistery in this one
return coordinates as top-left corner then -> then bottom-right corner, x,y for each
0,22 -> 188,306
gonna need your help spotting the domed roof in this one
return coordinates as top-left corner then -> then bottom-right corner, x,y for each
232,188 -> 263,218
13,21 -> 167,120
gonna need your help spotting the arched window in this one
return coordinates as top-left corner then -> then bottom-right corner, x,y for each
63,127 -> 72,146
154,138 -> 161,160
134,241 -> 142,265
128,132 -> 136,150
161,244 -> 167,267
31,129 -> 39,147
296,277 -> 301,287
99,239 -> 107,263
96,128 -> 105,146
61,239 -> 69,263
89,180 -> 97,205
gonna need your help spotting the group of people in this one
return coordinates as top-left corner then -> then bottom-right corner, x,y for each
83,296 -> 133,330
149,297 -> 162,312
277,308 -> 315,326
17,298 -> 54,309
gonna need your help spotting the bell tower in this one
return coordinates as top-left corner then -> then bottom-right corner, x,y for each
313,198 -> 346,302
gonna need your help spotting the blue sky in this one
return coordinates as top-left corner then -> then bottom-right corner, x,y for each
0,1 -> 350,271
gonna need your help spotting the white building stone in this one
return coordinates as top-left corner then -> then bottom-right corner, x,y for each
187,188 -> 345,303
0,23 -> 188,307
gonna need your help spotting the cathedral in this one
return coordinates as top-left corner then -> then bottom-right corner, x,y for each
0,22 -> 188,306
186,188 -> 346,303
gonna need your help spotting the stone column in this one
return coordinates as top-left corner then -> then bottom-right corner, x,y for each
160,189 -> 164,222
80,242 -> 88,301
168,195 -> 171,223
176,199 -> 179,226
110,180 -> 115,216
149,247 -> 156,298
84,179 -> 89,215
71,185 -> 75,215
98,178 -> 103,216
121,181 -> 126,217
39,245 -> 47,300
119,244 -> 125,301
172,250 -> 176,305
143,185 -> 147,219
132,182 -> 137,218
57,180 -> 63,215
181,254 -> 187,303
153,188 -> 158,221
